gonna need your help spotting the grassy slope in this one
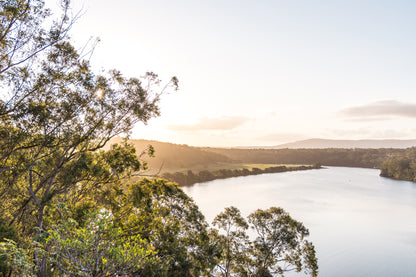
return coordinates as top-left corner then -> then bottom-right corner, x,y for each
107,138 -> 234,174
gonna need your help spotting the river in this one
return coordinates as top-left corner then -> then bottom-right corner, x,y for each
182,167 -> 416,277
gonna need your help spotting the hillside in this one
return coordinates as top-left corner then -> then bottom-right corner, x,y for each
107,138 -> 411,174
107,138 -> 233,173
270,138 -> 416,149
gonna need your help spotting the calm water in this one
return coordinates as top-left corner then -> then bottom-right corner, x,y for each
182,167 -> 416,277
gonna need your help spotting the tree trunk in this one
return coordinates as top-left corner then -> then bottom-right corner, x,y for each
36,206 -> 47,277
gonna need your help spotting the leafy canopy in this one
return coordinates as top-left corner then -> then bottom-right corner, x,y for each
213,206 -> 318,277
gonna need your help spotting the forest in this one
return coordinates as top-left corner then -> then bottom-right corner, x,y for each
380,147 -> 416,182
0,1 -> 317,276
204,147 -> 406,169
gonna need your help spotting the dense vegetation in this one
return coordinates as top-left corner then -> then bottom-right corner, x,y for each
108,138 -> 233,173
380,147 -> 416,182
205,148 -> 405,169
0,1 -> 317,276
162,165 -> 321,186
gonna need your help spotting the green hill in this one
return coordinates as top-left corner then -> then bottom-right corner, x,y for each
107,138 -> 233,174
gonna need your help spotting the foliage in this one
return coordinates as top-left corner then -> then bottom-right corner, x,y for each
0,0 -> 63,77
0,217 -> 17,243
43,206 -> 156,277
0,0 -> 177,275
0,0 -> 176,229
0,239 -> 34,277
213,206 -> 318,277
117,178 -> 218,276
248,207 -> 318,277
380,147 -> 416,182
0,217 -> 18,276
212,207 -> 250,277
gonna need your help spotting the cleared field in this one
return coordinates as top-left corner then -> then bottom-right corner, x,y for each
167,163 -> 283,173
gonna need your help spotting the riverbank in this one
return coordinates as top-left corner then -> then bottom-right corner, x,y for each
162,164 -> 322,186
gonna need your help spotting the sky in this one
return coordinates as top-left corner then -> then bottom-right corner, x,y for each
46,0 -> 416,147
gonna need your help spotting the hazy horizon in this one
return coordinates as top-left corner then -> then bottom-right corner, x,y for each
112,137 -> 416,149
46,0 -> 416,147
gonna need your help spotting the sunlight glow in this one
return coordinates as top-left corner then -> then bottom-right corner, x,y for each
95,88 -> 104,99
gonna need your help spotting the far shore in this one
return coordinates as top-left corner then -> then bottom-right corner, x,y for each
161,164 -> 322,187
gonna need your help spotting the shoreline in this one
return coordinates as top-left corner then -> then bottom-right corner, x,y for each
162,164 -> 322,187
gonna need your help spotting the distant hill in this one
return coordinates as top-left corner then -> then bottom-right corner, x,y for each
107,138 -> 233,173
269,139 -> 416,149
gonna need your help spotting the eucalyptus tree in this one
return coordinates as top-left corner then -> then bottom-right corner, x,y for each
212,206 -> 251,277
213,206 -> 318,277
248,207 -> 318,277
44,206 -> 156,277
0,1 -> 177,275
117,178 -> 218,276
0,239 -> 34,277
0,0 -> 72,126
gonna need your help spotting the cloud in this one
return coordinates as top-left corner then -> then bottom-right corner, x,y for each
338,100 -> 416,120
168,116 -> 249,131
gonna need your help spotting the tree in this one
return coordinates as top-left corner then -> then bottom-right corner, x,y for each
43,205 -> 156,277
0,0 -> 69,75
0,239 -> 34,277
0,0 -> 73,162
117,178 -> 218,276
212,206 -> 250,277
248,207 -> 318,277
0,217 -> 19,276
212,206 -> 318,277
0,1 -> 177,275
0,0 -> 177,229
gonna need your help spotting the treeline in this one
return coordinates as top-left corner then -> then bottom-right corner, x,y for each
162,165 -> 321,186
380,147 -> 416,182
205,148 -> 406,168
